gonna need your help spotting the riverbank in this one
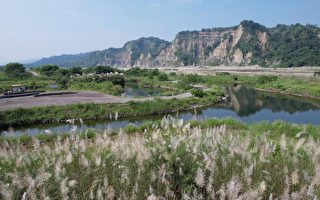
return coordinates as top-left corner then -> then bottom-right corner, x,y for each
0,90 -> 195,112
255,88 -> 320,101
0,94 -> 222,129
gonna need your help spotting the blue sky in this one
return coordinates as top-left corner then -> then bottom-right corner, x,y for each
0,0 -> 319,64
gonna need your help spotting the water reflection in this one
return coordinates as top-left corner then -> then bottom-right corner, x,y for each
2,85 -> 320,136
224,85 -> 319,116
121,83 -> 164,97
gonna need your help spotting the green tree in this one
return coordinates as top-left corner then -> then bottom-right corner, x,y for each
40,65 -> 59,76
95,66 -> 115,74
191,89 -> 206,98
69,67 -> 83,75
4,63 -> 28,78
158,73 -> 169,81
56,76 -> 70,89
108,75 -> 125,86
56,69 -> 70,76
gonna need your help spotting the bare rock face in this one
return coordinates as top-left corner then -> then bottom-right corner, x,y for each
232,49 -> 244,64
156,22 -> 268,66
29,20 -> 320,68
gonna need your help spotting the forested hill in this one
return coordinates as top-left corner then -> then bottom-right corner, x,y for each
29,21 -> 320,68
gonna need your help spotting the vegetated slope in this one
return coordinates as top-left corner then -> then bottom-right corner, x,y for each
29,37 -> 170,68
29,20 -> 320,68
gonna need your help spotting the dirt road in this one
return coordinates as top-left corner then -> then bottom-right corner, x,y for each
0,91 -> 192,111
159,66 -> 320,77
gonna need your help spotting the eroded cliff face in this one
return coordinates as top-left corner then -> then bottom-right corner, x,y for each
68,23 -> 268,67
29,20 -> 320,68
157,22 -> 268,66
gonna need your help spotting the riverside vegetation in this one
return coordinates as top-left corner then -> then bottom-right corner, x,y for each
1,64 -> 320,129
0,117 -> 320,199
1,63 -> 320,199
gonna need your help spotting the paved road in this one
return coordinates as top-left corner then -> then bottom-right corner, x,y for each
0,91 -> 193,111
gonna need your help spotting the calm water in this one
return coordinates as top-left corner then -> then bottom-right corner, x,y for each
2,85 -> 320,136
121,83 -> 165,97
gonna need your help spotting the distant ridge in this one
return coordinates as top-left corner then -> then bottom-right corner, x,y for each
28,20 -> 320,68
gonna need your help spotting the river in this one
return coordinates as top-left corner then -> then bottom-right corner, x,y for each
2,85 -> 320,136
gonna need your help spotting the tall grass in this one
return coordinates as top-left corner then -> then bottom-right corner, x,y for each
0,117 -> 319,199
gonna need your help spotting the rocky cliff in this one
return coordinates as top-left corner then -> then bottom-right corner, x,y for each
29,20 -> 320,68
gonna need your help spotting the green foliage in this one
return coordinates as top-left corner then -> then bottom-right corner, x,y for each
39,64 -> 59,76
204,41 -> 220,57
0,95 -> 221,128
256,76 -> 320,96
56,76 -> 70,89
56,68 -> 70,76
265,24 -> 320,67
181,74 -> 204,85
175,49 -> 199,66
4,63 -> 29,78
191,89 -> 205,98
241,20 -> 266,34
69,67 -> 83,75
125,67 -> 160,77
125,37 -> 170,65
256,75 -> 278,84
158,73 -> 168,81
95,66 -> 116,74
110,85 -> 125,96
108,75 -> 125,86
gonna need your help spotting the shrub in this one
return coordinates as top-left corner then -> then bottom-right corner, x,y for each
95,66 -> 115,74
4,63 -> 29,78
40,64 -> 59,76
110,85 -> 124,95
191,89 -> 205,98
256,75 -> 278,84
158,73 -> 169,81
108,75 -> 125,87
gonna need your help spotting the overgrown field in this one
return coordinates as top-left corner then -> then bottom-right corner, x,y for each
0,117 -> 320,199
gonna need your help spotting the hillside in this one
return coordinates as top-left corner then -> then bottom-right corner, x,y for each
29,21 -> 320,68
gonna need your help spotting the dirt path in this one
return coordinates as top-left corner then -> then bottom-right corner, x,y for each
158,66 -> 320,77
0,91 -> 193,111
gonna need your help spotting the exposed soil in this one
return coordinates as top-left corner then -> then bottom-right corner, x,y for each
0,91 -> 192,111
159,66 -> 320,77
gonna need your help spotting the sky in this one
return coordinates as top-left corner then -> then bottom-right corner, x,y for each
0,0 -> 319,64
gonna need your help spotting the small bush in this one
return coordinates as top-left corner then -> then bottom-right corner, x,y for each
191,89 -> 205,98
158,73 -> 169,81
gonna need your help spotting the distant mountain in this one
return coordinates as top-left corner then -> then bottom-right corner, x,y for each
29,21 -> 320,68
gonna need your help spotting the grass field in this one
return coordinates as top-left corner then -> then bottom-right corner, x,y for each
1,117 -> 319,199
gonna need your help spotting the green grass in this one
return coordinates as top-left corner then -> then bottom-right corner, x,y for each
0,95 -> 221,128
200,74 -> 320,97
69,81 -> 125,95
0,74 -> 56,92
256,76 -> 320,97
